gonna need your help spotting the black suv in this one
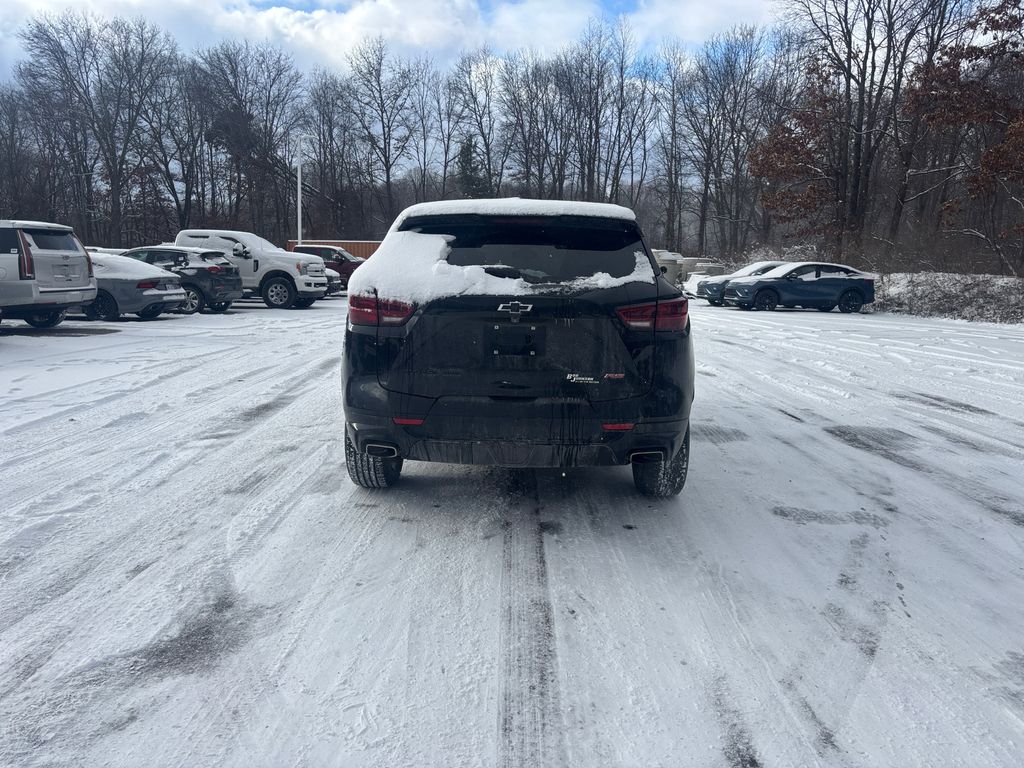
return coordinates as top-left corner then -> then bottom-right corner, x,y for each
121,245 -> 244,313
342,201 -> 695,496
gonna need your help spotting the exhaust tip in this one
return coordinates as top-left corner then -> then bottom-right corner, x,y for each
365,443 -> 399,458
629,449 -> 665,464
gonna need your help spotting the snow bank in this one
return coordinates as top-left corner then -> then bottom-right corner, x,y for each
875,272 -> 1024,324
348,230 -> 654,304
389,198 -> 636,233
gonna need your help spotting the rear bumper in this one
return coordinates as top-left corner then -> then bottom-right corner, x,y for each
1,287 -> 98,317
345,408 -> 689,468
211,287 -> 244,301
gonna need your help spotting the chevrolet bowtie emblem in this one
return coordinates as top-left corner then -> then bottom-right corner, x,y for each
497,301 -> 533,323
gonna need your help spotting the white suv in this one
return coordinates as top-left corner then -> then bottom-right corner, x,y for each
173,230 -> 327,309
0,220 -> 98,328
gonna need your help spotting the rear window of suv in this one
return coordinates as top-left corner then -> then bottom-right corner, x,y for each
399,214 -> 651,284
0,229 -> 18,253
22,228 -> 80,251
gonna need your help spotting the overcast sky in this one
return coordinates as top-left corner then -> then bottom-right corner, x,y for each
0,0 -> 775,78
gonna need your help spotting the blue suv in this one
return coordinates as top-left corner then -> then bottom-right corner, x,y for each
723,262 -> 875,313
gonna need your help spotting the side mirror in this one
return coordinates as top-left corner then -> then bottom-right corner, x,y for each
232,243 -> 250,258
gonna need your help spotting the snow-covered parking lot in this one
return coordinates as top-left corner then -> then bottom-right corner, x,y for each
2,299 -> 1023,767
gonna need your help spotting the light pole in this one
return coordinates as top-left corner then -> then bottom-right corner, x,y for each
296,135 -> 304,246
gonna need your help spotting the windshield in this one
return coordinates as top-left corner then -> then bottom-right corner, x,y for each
400,214 -> 653,284
251,235 -> 280,251
758,263 -> 807,279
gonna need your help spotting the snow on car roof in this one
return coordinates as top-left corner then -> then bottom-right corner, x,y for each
89,253 -> 177,279
348,229 -> 654,305
390,198 -> 637,232
757,261 -> 863,279
0,220 -> 74,231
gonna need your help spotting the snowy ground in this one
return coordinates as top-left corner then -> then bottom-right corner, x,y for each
1,299 -> 1023,768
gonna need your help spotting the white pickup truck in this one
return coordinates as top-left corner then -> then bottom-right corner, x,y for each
174,229 -> 327,309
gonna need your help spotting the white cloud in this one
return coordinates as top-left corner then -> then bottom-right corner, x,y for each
0,0 -> 773,78
626,0 -> 774,47
489,0 -> 601,54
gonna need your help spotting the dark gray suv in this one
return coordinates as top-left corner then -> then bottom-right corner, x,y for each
122,246 -> 244,314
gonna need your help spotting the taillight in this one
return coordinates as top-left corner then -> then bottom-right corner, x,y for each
393,417 -> 424,426
207,265 -> 221,273
137,280 -> 159,290
17,231 -> 35,280
348,294 -> 416,326
72,235 -> 93,277
602,423 -> 635,431
616,297 -> 688,331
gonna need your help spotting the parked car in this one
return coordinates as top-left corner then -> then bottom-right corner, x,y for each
723,262 -> 876,312
0,220 -> 97,328
696,260 -> 787,306
293,244 -> 364,290
324,268 -> 343,296
121,245 -> 243,314
174,230 -> 327,309
81,253 -> 187,321
343,199 -> 695,497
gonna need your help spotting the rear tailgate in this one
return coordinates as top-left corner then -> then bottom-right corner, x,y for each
21,227 -> 92,291
377,287 -> 656,402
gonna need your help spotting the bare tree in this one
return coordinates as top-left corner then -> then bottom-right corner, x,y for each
348,37 -> 414,225
18,13 -> 174,245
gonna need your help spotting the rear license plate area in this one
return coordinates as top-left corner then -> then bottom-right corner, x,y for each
486,324 -> 546,357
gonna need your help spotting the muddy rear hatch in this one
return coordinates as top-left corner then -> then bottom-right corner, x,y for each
373,214 -> 660,402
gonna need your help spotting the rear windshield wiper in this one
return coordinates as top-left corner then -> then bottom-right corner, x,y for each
481,265 -> 556,284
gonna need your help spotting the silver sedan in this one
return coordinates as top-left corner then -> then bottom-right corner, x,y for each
81,253 -> 187,320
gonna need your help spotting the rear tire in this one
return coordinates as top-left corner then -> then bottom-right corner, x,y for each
85,291 -> 119,321
838,290 -> 864,313
24,310 -> 67,329
708,299 -> 724,307
632,428 -> 689,497
293,297 -> 316,308
262,277 -> 296,309
179,285 -> 205,315
208,301 -> 232,313
753,289 -> 779,311
345,433 -> 402,489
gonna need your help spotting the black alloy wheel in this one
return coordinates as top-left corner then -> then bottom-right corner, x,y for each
753,290 -> 779,311
838,290 -> 864,314
85,291 -> 119,321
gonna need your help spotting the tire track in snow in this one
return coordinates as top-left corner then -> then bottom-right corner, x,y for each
496,470 -> 566,768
